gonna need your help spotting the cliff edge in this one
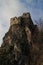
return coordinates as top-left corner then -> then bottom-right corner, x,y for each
0,12 -> 43,65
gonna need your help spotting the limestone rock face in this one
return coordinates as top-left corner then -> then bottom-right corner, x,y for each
10,17 -> 21,26
0,12 -> 43,65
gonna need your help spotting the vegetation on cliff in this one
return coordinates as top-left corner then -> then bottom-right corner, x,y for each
0,13 -> 43,65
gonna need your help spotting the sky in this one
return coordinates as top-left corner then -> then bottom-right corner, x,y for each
0,0 -> 43,46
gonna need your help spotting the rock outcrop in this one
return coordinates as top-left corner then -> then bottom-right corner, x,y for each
0,12 -> 43,65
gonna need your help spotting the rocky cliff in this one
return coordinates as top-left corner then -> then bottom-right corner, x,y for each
0,12 -> 43,65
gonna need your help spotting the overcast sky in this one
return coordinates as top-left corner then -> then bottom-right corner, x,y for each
0,0 -> 43,46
